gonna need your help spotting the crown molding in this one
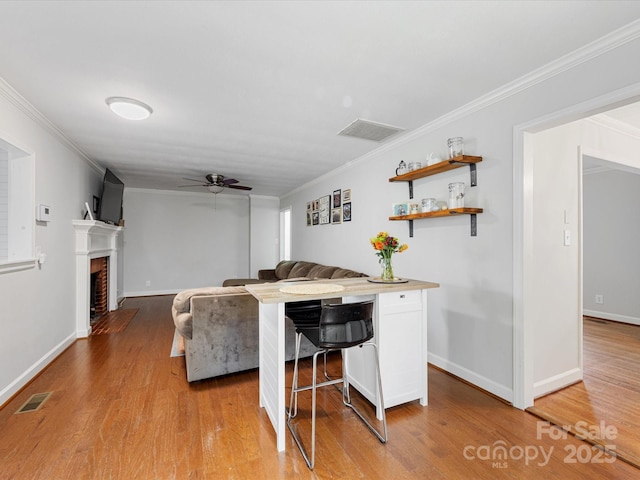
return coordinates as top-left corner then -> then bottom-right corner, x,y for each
396,19 -> 640,145
582,165 -> 611,176
0,77 -> 103,175
284,19 -> 640,199
586,114 -> 640,140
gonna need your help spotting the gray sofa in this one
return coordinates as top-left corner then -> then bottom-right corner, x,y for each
172,260 -> 367,382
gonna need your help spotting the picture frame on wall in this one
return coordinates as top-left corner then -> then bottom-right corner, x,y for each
319,195 -> 330,224
342,189 -> 351,203
333,189 -> 341,208
312,211 -> 319,225
342,202 -> 351,221
307,212 -> 312,226
331,207 -> 342,224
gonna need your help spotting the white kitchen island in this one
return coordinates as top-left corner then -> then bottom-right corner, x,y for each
245,276 -> 439,452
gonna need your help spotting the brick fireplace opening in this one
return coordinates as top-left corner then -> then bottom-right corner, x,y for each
90,257 -> 108,320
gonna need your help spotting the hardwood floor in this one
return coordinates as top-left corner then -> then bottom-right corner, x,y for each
529,317 -> 640,469
1,297 -> 638,479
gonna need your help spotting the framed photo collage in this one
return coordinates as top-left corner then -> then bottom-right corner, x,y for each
307,189 -> 351,226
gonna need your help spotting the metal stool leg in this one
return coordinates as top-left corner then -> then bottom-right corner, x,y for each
287,349 -> 327,469
341,342 -> 387,443
287,332 -> 303,419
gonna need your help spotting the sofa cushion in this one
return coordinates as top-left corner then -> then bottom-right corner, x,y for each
307,264 -> 338,279
331,267 -> 366,278
287,261 -> 316,278
274,260 -> 297,279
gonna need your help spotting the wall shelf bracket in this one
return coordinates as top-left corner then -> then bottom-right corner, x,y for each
470,214 -> 477,236
469,163 -> 477,187
450,161 -> 477,186
408,180 -> 414,199
409,219 -> 414,238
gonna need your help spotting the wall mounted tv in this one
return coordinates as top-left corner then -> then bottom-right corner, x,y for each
98,168 -> 124,225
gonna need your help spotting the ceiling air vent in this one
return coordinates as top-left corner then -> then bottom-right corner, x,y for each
337,119 -> 404,142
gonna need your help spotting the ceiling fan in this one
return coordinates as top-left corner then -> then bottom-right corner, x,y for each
179,173 -> 253,193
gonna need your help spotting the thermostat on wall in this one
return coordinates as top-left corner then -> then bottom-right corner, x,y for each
36,204 -> 51,222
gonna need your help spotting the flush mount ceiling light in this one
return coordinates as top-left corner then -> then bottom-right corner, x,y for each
208,185 -> 225,194
105,97 -> 153,120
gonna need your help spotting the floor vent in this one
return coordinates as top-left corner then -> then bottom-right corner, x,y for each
15,392 -> 52,414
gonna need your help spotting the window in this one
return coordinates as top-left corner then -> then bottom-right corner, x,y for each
0,136 -> 34,272
279,206 -> 291,261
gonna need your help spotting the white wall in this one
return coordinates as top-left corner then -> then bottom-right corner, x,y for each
0,150 -> 7,258
0,82 -> 102,406
282,34 -> 640,403
583,168 -> 640,324
122,188 -> 250,295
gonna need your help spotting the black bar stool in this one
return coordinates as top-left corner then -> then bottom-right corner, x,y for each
285,300 -> 387,470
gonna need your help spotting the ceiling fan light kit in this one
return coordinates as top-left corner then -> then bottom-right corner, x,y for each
179,173 -> 253,194
105,96 -> 153,120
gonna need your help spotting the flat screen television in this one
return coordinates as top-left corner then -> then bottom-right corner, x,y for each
98,168 -> 124,225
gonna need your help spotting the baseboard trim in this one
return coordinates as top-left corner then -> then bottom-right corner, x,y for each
427,353 -> 513,404
124,289 -> 181,297
584,309 -> 640,326
533,367 -> 582,399
0,332 -> 76,408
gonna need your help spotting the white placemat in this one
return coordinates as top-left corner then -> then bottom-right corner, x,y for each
279,283 -> 346,295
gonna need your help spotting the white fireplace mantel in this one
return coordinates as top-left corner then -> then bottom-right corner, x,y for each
73,220 -> 123,337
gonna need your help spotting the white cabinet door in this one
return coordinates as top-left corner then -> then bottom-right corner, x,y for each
345,289 -> 427,410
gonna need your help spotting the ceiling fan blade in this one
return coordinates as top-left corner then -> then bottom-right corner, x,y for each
182,177 -> 205,183
178,184 -> 208,188
227,184 -> 253,191
223,178 -> 239,185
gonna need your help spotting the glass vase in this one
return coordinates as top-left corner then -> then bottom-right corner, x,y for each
381,256 -> 394,281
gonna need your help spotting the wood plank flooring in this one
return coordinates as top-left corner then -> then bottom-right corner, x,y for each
529,317 -> 640,469
1,297 -> 638,479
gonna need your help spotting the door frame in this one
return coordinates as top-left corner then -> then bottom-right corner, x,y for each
512,83 -> 640,409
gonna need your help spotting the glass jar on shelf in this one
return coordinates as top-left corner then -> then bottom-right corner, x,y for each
447,137 -> 464,158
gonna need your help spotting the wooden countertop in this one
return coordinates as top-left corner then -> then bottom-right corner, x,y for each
245,277 -> 439,304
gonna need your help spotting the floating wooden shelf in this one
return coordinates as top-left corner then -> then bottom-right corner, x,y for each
389,207 -> 483,237
389,155 -> 482,199
389,155 -> 482,183
389,207 -> 483,221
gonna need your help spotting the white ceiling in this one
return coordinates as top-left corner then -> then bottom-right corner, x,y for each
1,1 -> 640,196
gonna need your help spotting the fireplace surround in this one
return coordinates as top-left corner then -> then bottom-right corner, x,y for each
73,220 -> 123,337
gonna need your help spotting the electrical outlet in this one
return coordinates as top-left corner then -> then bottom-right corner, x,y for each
145,280 -> 151,287
595,294 -> 604,305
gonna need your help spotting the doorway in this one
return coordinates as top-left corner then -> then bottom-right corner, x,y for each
280,206 -> 291,261
513,91 -> 640,410
526,152 -> 640,466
